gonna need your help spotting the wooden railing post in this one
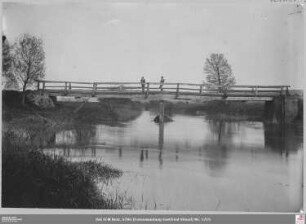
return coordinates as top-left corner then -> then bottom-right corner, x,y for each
200,85 -> 203,94
280,87 -> 284,96
146,83 -> 150,98
37,81 -> 40,90
64,82 -> 68,95
286,86 -> 289,96
92,82 -> 97,97
69,82 -> 72,91
42,81 -> 45,90
255,86 -> 258,96
176,83 -> 180,98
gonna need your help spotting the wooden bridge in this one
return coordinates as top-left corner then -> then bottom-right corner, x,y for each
36,79 -> 290,101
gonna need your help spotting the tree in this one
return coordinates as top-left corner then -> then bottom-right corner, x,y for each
2,35 -> 17,89
204,53 -> 235,91
2,36 -> 11,76
11,34 -> 45,105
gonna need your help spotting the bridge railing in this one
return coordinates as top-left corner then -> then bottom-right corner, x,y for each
35,80 -> 290,97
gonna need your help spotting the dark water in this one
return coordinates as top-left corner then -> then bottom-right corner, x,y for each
44,111 -> 303,211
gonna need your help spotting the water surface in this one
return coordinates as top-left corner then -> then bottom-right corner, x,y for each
44,111 -> 303,211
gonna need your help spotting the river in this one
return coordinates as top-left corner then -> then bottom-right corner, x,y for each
44,110 -> 303,211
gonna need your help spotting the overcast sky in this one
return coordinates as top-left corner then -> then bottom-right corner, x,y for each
2,1 -> 304,88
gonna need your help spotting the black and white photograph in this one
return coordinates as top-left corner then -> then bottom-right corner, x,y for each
1,0 -> 304,213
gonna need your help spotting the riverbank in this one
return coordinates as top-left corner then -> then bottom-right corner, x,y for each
2,91 -> 141,209
3,91 -> 143,125
2,139 -> 123,208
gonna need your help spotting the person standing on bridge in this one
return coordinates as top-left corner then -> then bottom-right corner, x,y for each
140,76 -> 146,93
159,76 -> 165,92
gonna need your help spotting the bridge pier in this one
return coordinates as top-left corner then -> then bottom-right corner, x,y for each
265,96 -> 299,124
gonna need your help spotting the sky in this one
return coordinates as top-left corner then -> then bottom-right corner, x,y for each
2,0 -> 304,88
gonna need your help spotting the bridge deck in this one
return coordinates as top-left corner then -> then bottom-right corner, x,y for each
36,80 -> 289,102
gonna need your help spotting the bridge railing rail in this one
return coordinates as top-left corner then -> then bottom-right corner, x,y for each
35,79 -> 290,97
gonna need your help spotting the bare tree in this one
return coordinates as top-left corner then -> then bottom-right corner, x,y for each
11,34 -> 45,105
204,53 -> 235,91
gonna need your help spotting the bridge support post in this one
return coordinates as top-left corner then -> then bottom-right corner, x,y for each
265,96 -> 284,124
159,118 -> 164,150
265,96 -> 299,124
159,101 -> 164,123
37,81 -> 40,90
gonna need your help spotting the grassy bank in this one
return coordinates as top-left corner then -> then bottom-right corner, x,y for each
2,141 -> 122,208
2,128 -> 124,209
3,91 -> 143,126
2,91 -> 137,209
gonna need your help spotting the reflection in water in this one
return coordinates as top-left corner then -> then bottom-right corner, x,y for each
175,146 -> 179,161
42,111 -> 303,211
119,147 -> 122,158
56,126 -> 96,147
140,149 -> 149,162
264,123 -> 302,157
140,149 -> 144,162
201,144 -> 229,176
158,122 -> 164,168
159,122 -> 164,149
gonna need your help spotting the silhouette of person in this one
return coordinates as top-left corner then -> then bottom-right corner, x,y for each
159,76 -> 165,91
140,76 -> 146,93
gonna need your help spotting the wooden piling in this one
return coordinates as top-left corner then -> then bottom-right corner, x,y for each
159,122 -> 164,150
159,101 -> 164,123
158,101 -> 165,150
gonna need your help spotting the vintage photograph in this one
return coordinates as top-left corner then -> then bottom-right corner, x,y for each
1,0 -> 303,212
